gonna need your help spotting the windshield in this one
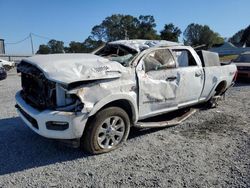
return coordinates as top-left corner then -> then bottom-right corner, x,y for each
95,44 -> 138,67
234,54 -> 250,63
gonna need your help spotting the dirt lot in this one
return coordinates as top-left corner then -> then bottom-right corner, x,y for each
0,69 -> 249,187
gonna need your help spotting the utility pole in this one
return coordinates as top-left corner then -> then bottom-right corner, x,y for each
30,33 -> 34,55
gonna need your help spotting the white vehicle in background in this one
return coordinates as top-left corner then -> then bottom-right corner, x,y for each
0,59 -> 15,71
15,40 -> 237,154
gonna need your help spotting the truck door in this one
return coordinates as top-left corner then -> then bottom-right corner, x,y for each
136,49 -> 180,119
171,49 -> 204,107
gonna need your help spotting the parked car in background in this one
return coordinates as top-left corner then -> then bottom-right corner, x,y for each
0,59 -> 15,71
232,52 -> 250,80
0,64 -> 7,80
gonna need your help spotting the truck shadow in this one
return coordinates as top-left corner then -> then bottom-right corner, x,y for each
0,116 -> 162,175
0,117 -> 87,175
128,127 -> 165,139
234,80 -> 250,87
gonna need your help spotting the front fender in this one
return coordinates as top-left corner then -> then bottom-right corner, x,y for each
87,92 -> 138,123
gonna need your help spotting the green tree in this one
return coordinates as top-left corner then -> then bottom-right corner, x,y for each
66,41 -> 85,53
91,14 -> 139,42
240,25 -> 250,47
48,40 -> 65,53
229,29 -> 244,47
91,25 -> 107,41
36,40 -> 65,54
137,15 -> 159,39
37,44 -> 50,54
160,23 -> 181,42
183,23 -> 224,48
90,14 -> 159,42
83,37 -> 104,52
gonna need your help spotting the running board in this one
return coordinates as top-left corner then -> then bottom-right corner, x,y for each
134,108 -> 197,128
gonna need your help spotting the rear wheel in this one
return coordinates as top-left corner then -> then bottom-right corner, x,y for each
206,82 -> 227,108
206,96 -> 219,108
205,90 -> 222,108
81,107 -> 130,154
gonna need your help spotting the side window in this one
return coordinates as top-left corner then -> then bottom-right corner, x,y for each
172,49 -> 197,67
143,49 -> 176,72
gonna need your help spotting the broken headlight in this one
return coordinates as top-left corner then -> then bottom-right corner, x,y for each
56,93 -> 84,112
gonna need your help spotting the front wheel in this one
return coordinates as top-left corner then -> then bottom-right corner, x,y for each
81,107 -> 130,154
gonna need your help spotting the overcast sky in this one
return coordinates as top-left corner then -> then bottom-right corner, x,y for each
1,0 -> 250,54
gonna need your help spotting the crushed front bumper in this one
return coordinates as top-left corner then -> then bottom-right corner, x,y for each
15,91 -> 88,139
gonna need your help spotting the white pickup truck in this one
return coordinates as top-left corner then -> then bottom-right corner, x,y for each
15,40 -> 237,154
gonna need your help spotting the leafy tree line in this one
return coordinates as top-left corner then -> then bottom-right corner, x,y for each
229,25 -> 250,47
37,14 -> 226,54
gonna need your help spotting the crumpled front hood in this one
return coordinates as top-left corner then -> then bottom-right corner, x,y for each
23,53 -> 125,85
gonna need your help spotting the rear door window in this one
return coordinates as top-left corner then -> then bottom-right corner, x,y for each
143,49 -> 176,72
172,49 -> 197,67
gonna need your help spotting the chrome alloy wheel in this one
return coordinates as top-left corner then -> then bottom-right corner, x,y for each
97,116 -> 126,149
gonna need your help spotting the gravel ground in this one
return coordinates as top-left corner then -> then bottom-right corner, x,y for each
0,69 -> 249,187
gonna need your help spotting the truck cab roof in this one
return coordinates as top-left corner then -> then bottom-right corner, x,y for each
108,39 -> 182,52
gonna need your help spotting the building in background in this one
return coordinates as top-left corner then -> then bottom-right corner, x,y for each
0,39 -> 5,54
209,42 -> 250,56
0,38 -> 31,62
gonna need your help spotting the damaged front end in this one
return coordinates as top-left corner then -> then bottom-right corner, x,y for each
15,52 -> 135,141
17,61 -> 84,113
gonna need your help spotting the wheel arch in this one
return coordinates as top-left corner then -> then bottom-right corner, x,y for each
214,80 -> 227,95
88,93 -> 138,124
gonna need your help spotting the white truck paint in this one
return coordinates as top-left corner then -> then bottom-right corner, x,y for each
15,40 -> 237,152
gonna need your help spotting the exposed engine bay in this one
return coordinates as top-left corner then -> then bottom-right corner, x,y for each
17,61 -> 82,112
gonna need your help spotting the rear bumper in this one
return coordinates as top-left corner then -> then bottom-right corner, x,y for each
15,91 -> 88,139
237,70 -> 250,79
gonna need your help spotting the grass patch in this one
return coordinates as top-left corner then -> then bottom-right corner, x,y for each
220,55 -> 238,62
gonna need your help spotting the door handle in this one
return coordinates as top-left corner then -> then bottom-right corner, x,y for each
195,71 -> 202,77
166,76 -> 177,81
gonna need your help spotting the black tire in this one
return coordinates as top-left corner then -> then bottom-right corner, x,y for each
205,92 -> 221,108
204,91 -> 218,109
81,107 -> 130,154
206,98 -> 218,108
